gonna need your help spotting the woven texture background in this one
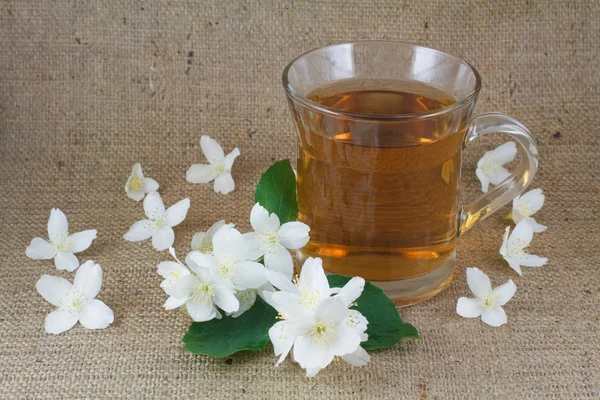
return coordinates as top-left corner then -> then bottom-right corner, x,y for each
1,0 -> 598,398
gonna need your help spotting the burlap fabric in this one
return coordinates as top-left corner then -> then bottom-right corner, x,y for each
1,1 -> 598,398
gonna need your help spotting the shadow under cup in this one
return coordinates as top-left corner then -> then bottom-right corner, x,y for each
283,42 -> 536,306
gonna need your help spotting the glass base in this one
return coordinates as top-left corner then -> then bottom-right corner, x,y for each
297,249 -> 456,307
370,255 -> 455,307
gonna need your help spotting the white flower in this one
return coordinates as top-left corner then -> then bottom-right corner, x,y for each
244,203 -> 310,278
186,135 -> 240,195
500,220 -> 548,275
510,188 -> 547,233
36,260 -> 114,334
157,247 -> 193,310
476,142 -> 517,193
163,251 -> 237,322
191,220 -> 232,254
190,225 -> 268,291
456,267 -> 516,327
159,224 -> 270,321
264,257 -> 369,377
125,163 -> 159,201
26,209 -> 97,272
123,192 -> 190,251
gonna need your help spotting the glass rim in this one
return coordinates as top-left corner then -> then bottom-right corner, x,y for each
282,40 -> 482,120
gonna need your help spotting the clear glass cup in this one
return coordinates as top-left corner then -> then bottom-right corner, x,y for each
282,41 -> 538,306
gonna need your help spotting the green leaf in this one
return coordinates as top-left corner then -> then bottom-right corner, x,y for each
182,296 -> 277,357
327,275 -> 419,350
254,159 -> 298,224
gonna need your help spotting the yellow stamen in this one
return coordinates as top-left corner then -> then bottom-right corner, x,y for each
309,321 -> 335,346
191,284 -> 215,304
130,177 -> 144,192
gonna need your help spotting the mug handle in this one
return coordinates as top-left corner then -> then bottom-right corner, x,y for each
458,112 -> 539,235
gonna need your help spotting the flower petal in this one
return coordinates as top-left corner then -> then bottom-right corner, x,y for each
492,141 -> 517,165
342,346 -> 370,367
54,252 -> 80,272
143,192 -> 165,219
261,290 -> 276,309
231,289 -> 257,317
493,280 -> 517,306
271,291 -> 308,319
519,188 -> 544,214
509,220 -> 533,248
157,261 -> 186,280
213,285 -> 240,313
165,198 -> 190,227
123,220 -> 155,241
278,222 -> 310,250
466,267 -> 492,298
315,297 -> 348,325
477,151 -> 492,168
345,310 -> 368,336
191,232 -> 206,251
336,277 -> 365,306
36,275 -> 72,306
241,232 -> 265,261
206,220 -> 228,238
511,208 -> 524,224
269,321 -> 296,365
48,208 -> 68,241
186,164 -> 218,184
519,255 -> 548,267
168,246 -> 183,265
481,306 -> 508,327
528,217 -> 548,233
265,270 -> 300,295
475,167 -> 490,193
26,238 -> 57,260
329,323 -> 362,356
233,261 -> 267,290
79,299 -> 114,329
269,317 -> 313,364
142,177 -> 159,193
45,309 -> 79,334
186,301 -> 217,322
164,296 -> 187,310
257,282 -> 275,299
73,260 -> 103,299
264,245 -> 294,278
152,227 -> 175,251
213,172 -> 235,195
200,135 -> 225,163
224,147 -> 240,171
165,274 -> 199,299
189,252 -> 216,271
499,226 -> 510,257
293,335 -> 333,371
456,297 -> 484,318
299,258 -> 330,298
488,165 -> 511,185
505,258 -> 523,276
212,225 -> 243,259
250,203 -> 280,233
68,230 -> 97,253
132,163 -> 143,178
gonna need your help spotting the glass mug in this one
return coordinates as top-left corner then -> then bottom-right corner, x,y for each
282,41 -> 538,306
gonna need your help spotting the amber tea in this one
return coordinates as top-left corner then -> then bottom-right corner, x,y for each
294,79 -> 465,302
